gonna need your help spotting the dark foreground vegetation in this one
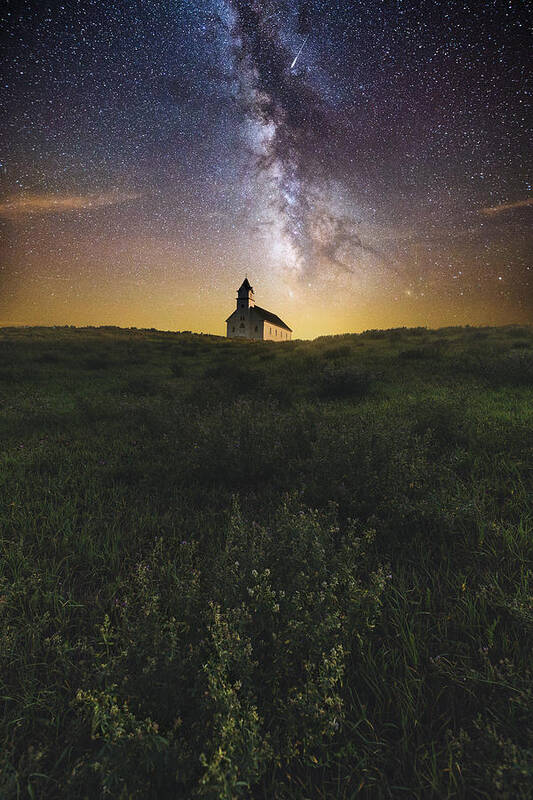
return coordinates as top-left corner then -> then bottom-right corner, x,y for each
0,324 -> 532,799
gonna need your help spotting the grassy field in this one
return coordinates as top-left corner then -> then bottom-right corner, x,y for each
0,324 -> 532,799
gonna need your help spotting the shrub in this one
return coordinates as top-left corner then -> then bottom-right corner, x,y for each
460,351 -> 533,387
83,355 -> 110,369
124,376 -> 160,395
175,342 -> 209,358
0,367 -> 17,383
318,364 -> 372,399
256,349 -> 276,361
505,326 -> 532,339
69,498 -> 385,798
361,329 -> 389,339
398,347 -> 433,360
411,397 -> 469,448
493,351 -> 533,386
203,361 -> 263,396
185,398 -> 295,489
33,352 -> 60,364
388,330 -> 405,342
321,345 -> 352,359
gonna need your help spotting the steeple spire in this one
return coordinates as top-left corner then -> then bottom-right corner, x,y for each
237,278 -> 255,309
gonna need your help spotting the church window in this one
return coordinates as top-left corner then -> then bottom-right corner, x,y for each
232,326 -> 235,332
255,325 -> 258,332
240,323 -> 245,329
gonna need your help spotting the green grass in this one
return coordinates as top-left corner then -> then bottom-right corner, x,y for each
0,324 -> 532,798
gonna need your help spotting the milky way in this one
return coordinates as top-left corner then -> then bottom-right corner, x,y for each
0,1 -> 531,335
226,0 -> 381,281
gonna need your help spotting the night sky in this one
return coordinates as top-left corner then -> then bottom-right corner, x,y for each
1,0 -> 531,337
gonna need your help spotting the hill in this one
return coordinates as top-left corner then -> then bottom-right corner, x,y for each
1,324 -> 532,798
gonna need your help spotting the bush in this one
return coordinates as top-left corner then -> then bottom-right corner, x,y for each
67,498 -> 385,798
388,330 -> 405,342
398,347 -> 433,360
124,376 -> 161,395
411,397 -> 469,448
398,338 -> 447,360
321,345 -> 352,359
505,326 -> 532,339
460,351 -> 533,387
203,361 -> 263,396
318,364 -> 372,399
82,355 -> 110,369
361,329 -> 389,339
493,352 -> 533,386
33,352 -> 60,364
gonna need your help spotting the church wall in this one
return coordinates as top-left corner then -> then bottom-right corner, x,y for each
226,308 -> 263,339
263,323 -> 291,341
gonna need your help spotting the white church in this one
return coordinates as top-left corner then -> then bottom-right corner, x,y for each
226,279 -> 293,341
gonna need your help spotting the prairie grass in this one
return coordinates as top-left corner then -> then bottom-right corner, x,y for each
0,324 -> 532,798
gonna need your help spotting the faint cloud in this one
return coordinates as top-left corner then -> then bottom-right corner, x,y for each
480,197 -> 533,216
0,190 -> 142,218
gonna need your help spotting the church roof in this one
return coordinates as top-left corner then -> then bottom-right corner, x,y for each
225,305 -> 292,331
238,278 -> 253,292
253,305 -> 292,332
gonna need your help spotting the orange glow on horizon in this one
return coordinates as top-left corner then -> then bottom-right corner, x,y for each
3,273 -> 530,339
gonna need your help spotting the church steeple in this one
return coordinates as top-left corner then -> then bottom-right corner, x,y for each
237,277 -> 255,310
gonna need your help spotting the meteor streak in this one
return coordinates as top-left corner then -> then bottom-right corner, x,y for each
290,34 -> 309,70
